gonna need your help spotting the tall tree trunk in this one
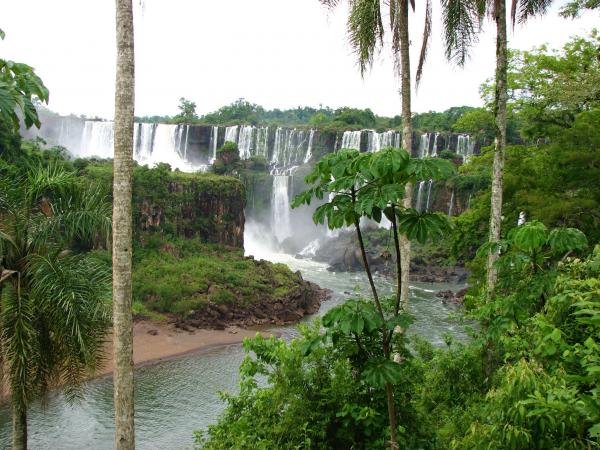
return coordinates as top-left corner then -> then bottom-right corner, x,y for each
113,1 -> 135,449
12,400 -> 27,450
487,0 -> 507,297
399,0 -> 413,309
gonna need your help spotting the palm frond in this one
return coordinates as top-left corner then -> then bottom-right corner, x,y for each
441,0 -> 486,66
512,0 -> 554,25
0,284 -> 41,408
32,184 -> 112,250
348,0 -> 385,77
28,252 -> 111,393
26,162 -> 77,207
416,0 -> 433,87
319,0 -> 342,7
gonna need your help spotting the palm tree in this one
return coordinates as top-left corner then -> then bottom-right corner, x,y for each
319,1 -> 432,447
112,0 -> 136,448
441,0 -> 564,296
0,163 -> 112,450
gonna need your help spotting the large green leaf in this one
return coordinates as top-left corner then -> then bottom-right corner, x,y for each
396,210 -> 451,244
547,227 -> 587,254
361,357 -> 403,387
511,221 -> 548,253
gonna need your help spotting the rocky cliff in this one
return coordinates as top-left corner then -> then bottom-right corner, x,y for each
84,162 -> 246,248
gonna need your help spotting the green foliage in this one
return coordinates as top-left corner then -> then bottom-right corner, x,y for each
0,38 -> 49,130
132,237 -> 303,317
413,106 -> 477,132
174,97 -> 198,122
480,31 -> 600,142
83,161 -> 245,242
0,160 -> 111,421
293,147 -> 453,238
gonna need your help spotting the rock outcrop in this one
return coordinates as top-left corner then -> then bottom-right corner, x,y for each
174,276 -> 330,331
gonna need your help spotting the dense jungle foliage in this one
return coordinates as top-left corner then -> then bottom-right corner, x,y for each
196,33 -> 600,449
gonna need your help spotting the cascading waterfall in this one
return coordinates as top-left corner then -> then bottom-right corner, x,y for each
448,189 -> 455,216
237,125 -> 254,160
78,120 -> 197,171
303,129 -> 314,164
255,127 -> 269,158
367,131 -> 381,152
416,180 -> 426,212
431,133 -> 439,157
341,131 -> 361,150
418,133 -> 431,158
271,175 -> 292,243
425,179 -> 434,211
80,121 -> 114,158
456,134 -> 475,161
209,126 -> 218,163
224,125 -> 239,145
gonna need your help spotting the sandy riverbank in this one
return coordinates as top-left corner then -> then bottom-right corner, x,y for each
97,320 -> 270,377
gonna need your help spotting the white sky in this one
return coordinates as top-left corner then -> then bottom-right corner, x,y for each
1,1 -> 597,118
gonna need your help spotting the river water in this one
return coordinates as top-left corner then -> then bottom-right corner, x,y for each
0,234 -> 468,449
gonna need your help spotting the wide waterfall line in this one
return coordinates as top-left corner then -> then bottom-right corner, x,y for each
78,120 -> 201,171
340,130 -> 402,152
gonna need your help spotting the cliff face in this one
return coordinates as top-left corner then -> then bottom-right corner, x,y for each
84,163 -> 246,248
136,171 -> 245,248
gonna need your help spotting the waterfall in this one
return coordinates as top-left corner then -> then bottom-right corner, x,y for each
224,125 -> 238,145
271,175 -> 292,243
237,125 -> 254,159
448,189 -> 455,216
456,134 -> 475,161
432,133 -> 439,157
78,120 -> 197,171
518,211 -> 526,225
380,130 -> 401,149
367,131 -> 381,152
209,126 -> 218,163
425,180 -> 434,211
135,123 -> 155,160
303,129 -> 315,163
341,131 -> 361,150
255,127 -> 269,158
416,181 -> 426,212
418,133 -> 431,158
270,128 -> 311,169
80,121 -> 114,158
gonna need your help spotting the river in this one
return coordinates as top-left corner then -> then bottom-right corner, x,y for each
0,234 -> 468,449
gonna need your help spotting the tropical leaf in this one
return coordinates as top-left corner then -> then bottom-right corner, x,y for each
511,221 -> 548,253
396,210 -> 452,244
547,228 -> 587,254
362,357 -> 403,387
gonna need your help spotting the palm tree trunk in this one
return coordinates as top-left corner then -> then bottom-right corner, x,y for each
487,0 -> 508,297
399,0 -> 413,309
113,1 -> 135,449
12,401 -> 27,450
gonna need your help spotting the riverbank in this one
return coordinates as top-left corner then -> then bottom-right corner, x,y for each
97,320 -> 270,377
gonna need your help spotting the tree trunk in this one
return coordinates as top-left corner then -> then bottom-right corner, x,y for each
487,0 -> 508,297
12,401 -> 27,450
113,1 -> 135,449
399,0 -> 413,308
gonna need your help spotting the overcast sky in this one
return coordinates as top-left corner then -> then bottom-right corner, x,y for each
2,1 -> 597,118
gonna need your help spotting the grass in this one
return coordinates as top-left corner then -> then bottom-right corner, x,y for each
132,236 -> 302,318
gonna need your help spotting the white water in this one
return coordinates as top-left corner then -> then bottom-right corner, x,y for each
456,134 -> 475,161
78,121 -> 200,171
271,175 -> 293,243
209,126 -> 218,163
341,130 -> 362,150
0,221 -> 470,449
448,189 -> 455,216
